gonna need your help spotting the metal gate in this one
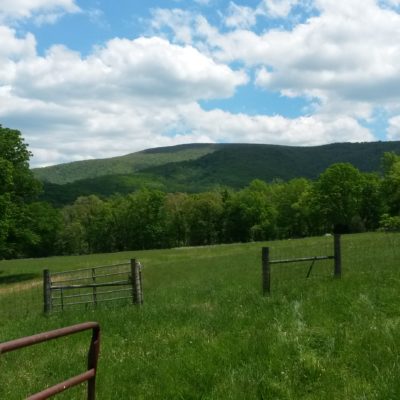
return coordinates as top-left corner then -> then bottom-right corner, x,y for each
0,322 -> 100,399
44,259 -> 143,313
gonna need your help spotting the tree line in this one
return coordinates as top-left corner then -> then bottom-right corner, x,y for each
1,125 -> 400,259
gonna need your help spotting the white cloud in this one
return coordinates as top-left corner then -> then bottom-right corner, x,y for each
224,2 -> 257,29
253,1 -> 400,116
0,0 -> 390,167
382,0 -> 400,6
151,1 -> 400,121
150,8 -> 195,44
5,95 -> 373,167
7,37 -> 247,105
257,0 -> 300,18
179,103 -> 374,145
388,116 -> 400,140
0,30 -> 250,166
0,0 -> 80,23
0,25 -> 36,58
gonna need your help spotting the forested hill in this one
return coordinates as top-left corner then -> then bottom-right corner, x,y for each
35,141 -> 400,205
33,143 -> 218,184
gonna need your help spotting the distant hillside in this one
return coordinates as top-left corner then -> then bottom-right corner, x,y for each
36,141 -> 400,206
33,143 -> 218,184
143,141 -> 400,188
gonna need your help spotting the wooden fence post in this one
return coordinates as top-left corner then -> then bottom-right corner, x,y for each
43,269 -> 52,313
131,259 -> 143,305
334,234 -> 342,278
92,268 -> 97,307
262,247 -> 271,295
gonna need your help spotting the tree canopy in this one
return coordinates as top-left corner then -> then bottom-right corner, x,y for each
0,125 -> 45,258
2,124 -> 400,259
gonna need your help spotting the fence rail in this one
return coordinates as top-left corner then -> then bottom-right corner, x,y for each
0,322 -> 100,400
44,259 -> 143,313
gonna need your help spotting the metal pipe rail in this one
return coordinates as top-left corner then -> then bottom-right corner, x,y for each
52,287 -> 132,301
51,262 -> 129,276
51,280 -> 131,290
269,255 -> 334,264
52,270 -> 130,284
0,322 -> 100,400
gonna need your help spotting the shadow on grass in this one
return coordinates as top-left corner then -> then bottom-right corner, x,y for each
0,271 -> 39,285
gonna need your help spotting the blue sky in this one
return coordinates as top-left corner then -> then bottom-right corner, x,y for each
1,0 -> 400,167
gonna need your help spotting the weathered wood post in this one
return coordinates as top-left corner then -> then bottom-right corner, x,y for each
334,234 -> 342,278
43,269 -> 52,313
131,259 -> 143,305
262,247 -> 271,295
92,268 -> 97,307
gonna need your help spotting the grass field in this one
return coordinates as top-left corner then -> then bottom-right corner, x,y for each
1,232 -> 400,399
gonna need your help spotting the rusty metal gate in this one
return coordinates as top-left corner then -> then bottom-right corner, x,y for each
0,322 -> 100,400
44,259 -> 143,313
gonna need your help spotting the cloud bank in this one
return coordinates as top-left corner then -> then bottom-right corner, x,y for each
1,0 -> 399,166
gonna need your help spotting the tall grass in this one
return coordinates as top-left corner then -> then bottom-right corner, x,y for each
1,233 -> 400,399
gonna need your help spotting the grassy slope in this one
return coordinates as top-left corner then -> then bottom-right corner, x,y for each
1,232 -> 400,399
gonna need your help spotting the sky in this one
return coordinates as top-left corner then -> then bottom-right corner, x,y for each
1,0 -> 400,167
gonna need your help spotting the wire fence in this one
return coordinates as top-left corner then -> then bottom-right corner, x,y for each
263,233 -> 400,290
1,233 -> 400,321
0,278 -> 43,321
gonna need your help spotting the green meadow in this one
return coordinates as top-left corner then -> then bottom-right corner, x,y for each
1,232 -> 400,399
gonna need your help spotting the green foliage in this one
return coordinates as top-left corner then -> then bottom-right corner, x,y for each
4,126 -> 400,258
163,193 -> 191,247
29,154 -> 398,256
32,141 -> 400,206
57,195 -> 113,254
184,191 -> 224,245
381,151 -> 400,174
224,180 -> 277,242
379,214 -> 400,232
314,163 -> 364,233
119,189 -> 167,250
382,153 -> 400,215
359,173 -> 385,231
273,178 -> 314,238
39,172 -> 167,207
0,125 -> 44,258
33,144 -> 217,184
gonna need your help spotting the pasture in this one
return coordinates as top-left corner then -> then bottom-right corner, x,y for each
1,232 -> 400,399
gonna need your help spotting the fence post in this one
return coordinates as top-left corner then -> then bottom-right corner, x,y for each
334,234 -> 342,278
262,247 -> 271,295
131,259 -> 143,305
43,269 -> 52,313
92,268 -> 97,307
87,324 -> 100,400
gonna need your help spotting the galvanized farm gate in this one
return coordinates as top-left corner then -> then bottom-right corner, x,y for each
262,234 -> 342,295
43,259 -> 143,313
0,322 -> 100,399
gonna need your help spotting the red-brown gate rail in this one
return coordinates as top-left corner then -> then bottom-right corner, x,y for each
0,322 -> 100,400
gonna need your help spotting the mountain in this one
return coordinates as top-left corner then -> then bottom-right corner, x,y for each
33,143 -> 218,184
33,141 -> 400,206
